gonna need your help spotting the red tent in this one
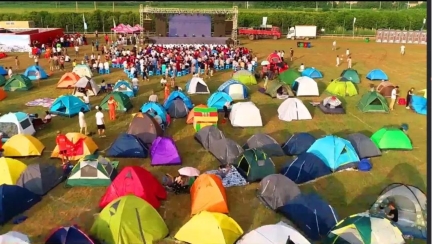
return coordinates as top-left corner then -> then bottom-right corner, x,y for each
99,166 -> 167,209
267,53 -> 288,73
0,52 -> 7,59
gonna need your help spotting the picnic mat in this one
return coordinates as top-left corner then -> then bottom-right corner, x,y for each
206,165 -> 248,188
25,98 -> 55,108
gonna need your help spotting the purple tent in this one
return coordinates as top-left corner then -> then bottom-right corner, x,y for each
150,137 -> 181,166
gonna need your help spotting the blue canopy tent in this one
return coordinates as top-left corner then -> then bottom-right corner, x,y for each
307,135 -> 360,171
45,226 -> 94,244
23,65 -> 49,80
277,193 -> 339,241
113,80 -> 135,97
207,91 -> 233,110
140,102 -> 168,123
411,95 -> 427,115
0,66 -> 7,76
281,132 -> 316,155
49,95 -> 89,117
366,69 -> 388,81
163,91 -> 193,110
106,133 -> 148,158
217,79 -> 249,100
301,68 -> 323,79
0,184 -> 41,225
280,153 -> 332,184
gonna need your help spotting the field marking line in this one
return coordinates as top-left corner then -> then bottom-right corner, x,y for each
348,112 -> 373,129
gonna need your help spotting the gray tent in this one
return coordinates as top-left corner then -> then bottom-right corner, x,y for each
346,133 -> 381,158
209,138 -> 244,165
257,174 -> 301,210
16,164 -> 65,195
167,99 -> 189,118
243,133 -> 284,157
319,96 -> 345,114
195,126 -> 225,150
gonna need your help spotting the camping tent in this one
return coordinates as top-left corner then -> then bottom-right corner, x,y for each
185,77 -> 210,94
3,134 -> 44,157
207,91 -> 233,110
217,79 -> 249,100
16,164 -> 64,195
265,80 -> 294,98
127,112 -> 163,144
45,226 -> 93,244
376,81 -> 395,97
4,74 -> 33,91
23,65 -> 48,80
0,52 -> 6,59
301,67 -> 323,79
72,76 -> 100,97
229,101 -> 263,127
237,222 -> 311,244
281,153 -> 332,184
163,91 -> 193,118
51,133 -> 98,160
319,96 -> 346,114
282,132 -> 316,155
195,125 -> 225,150
0,75 -> 6,87
0,66 -> 7,76
366,69 -> 388,81
140,102 -> 168,123
370,127 -> 413,150
0,112 -> 35,139
113,80 -> 135,97
243,133 -> 284,157
0,231 -> 31,244
411,95 -> 427,115
232,70 -> 257,85
292,76 -> 320,96
326,79 -> 358,97
72,64 -> 93,78
234,149 -> 275,182
0,184 -> 41,225
186,104 -> 207,124
49,95 -> 90,117
106,133 -> 148,158
150,137 -> 181,166
325,213 -> 404,244
100,92 -> 132,112
57,72 -> 80,88
277,193 -> 339,241
191,174 -> 229,215
279,69 -> 301,85
267,53 -> 288,72
99,166 -> 167,209
208,138 -> 244,165
0,157 -> 27,185
0,88 -> 6,101
307,135 -> 360,171
340,68 -> 360,83
277,98 -> 312,122
257,174 -> 301,211
357,91 -> 389,113
346,133 -> 382,158
66,155 -> 117,187
175,211 -> 243,244
91,195 -> 169,243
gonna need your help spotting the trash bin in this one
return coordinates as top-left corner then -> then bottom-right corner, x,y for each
297,42 -> 303,48
365,37 -> 370,43
307,42 -> 312,48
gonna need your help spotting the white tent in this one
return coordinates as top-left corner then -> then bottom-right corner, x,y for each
237,221 -> 311,244
0,112 -> 36,138
73,76 -> 101,97
294,76 -> 320,96
186,77 -> 210,94
229,102 -> 263,127
278,98 -> 312,122
0,231 -> 30,244
72,64 -> 93,78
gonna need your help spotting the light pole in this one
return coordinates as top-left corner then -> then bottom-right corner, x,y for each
352,17 -> 356,38
421,18 -> 426,31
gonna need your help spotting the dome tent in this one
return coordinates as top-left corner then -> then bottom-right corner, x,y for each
243,133 -> 284,157
127,112 -> 163,144
318,96 -> 346,114
57,72 -> 80,88
207,91 -> 233,110
265,80 -> 294,98
232,70 -> 257,85
194,126 -> 225,150
4,74 -> 33,91
366,69 -> 388,81
163,91 -> 194,118
279,69 -> 301,85
280,153 -> 331,184
150,137 -> 181,166
16,163 -> 64,195
185,77 -> 210,94
46,226 -> 93,244
237,222 -> 311,244
282,132 -> 316,156
140,101 -> 168,124
23,65 -> 49,80
72,76 -> 100,97
106,133 -> 148,158
234,149 -> 275,182
72,64 -> 93,78
277,98 -> 312,122
229,102 -> 263,127
113,80 -> 135,97
257,174 -> 301,211
208,137 -> 244,165
376,81 -> 395,97
217,79 -> 249,100
99,92 -> 132,112
370,127 -> 413,150
292,76 -> 319,96
49,95 -> 90,117
326,79 -> 358,97
357,91 -> 389,113
0,231 -> 31,244
340,68 -> 360,83
301,67 -> 323,79
346,133 -> 381,158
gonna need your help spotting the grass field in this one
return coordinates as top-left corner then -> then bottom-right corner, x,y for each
0,38 -> 427,243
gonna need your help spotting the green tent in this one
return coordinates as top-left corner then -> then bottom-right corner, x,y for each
357,91 -> 389,113
326,79 -> 358,97
0,75 -> 6,86
232,70 -> 257,85
340,68 -> 360,83
370,127 -> 413,150
100,92 -> 132,112
234,149 -> 275,182
66,155 -> 118,187
279,69 -> 300,85
4,74 -> 33,91
265,80 -> 294,98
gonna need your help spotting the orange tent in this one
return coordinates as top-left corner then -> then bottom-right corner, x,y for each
0,89 -> 7,101
186,104 -> 208,124
190,174 -> 228,215
57,72 -> 80,88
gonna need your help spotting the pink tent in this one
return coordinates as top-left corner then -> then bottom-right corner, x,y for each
134,24 -> 144,31
111,23 -> 142,33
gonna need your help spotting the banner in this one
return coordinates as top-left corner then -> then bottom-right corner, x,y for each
0,34 -> 31,52
262,17 -> 267,26
83,14 -> 87,30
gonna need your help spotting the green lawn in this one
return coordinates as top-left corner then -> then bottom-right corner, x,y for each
0,38 -> 426,243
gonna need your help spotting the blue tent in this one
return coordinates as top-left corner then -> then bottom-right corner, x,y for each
0,184 -> 41,225
0,66 -> 7,76
163,91 -> 193,110
301,68 -> 323,79
23,65 -> 49,80
280,153 -> 331,184
217,79 -> 249,100
411,95 -> 427,115
207,91 -> 233,110
106,133 -> 148,158
277,193 -> 339,241
49,95 -> 89,117
282,132 -> 316,155
366,69 -> 388,81
113,80 -> 135,97
140,102 -> 168,123
45,226 -> 94,244
307,135 -> 360,171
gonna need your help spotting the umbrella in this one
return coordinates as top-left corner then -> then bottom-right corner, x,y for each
178,167 -> 200,177
261,60 -> 270,66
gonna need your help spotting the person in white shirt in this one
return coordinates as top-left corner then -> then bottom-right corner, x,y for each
298,63 -> 305,72
332,40 -> 337,50
132,77 -> 139,88
7,67 -> 13,78
83,94 -> 90,110
64,55 -> 70,62
222,101 -> 234,123
98,62 -> 104,71
336,55 -> 340,67
400,45 -> 405,55
95,106 -> 106,137
43,111 -> 52,123
389,86 -> 399,111
104,61 -> 109,70
346,48 -> 350,56
148,90 -> 158,102
160,77 -> 167,87
78,108 -> 87,135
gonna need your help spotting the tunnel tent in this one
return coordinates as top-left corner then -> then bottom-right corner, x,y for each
194,125 -> 225,150
257,174 -> 301,211
243,133 -> 284,157
72,64 -> 93,78
3,74 -> 33,91
217,79 -> 249,100
357,91 -> 389,113
265,80 -> 294,98
127,112 -> 164,145
100,92 -> 132,112
72,76 -> 100,97
207,91 -> 233,110
16,163 -> 65,195
23,65 -> 49,80
185,77 -> 210,94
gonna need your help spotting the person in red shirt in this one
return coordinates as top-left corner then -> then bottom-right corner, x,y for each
56,131 -> 70,164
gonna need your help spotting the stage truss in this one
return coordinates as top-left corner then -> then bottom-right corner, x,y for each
139,4 -> 239,44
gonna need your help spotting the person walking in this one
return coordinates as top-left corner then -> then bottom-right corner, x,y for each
332,40 -> 337,50
107,96 -> 118,120
336,55 -> 340,67
347,56 -> 352,69
406,87 -> 414,109
78,108 -> 87,135
289,48 -> 294,61
390,86 -> 399,111
400,45 -> 405,55
14,56 -> 20,70
95,106 -> 106,137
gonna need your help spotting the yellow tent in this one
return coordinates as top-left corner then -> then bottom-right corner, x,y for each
0,157 -> 27,185
175,211 -> 243,244
3,134 -> 45,157
419,89 -> 427,98
91,195 -> 169,244
51,133 -> 98,160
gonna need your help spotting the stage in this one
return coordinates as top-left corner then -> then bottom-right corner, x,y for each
148,37 -> 229,45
